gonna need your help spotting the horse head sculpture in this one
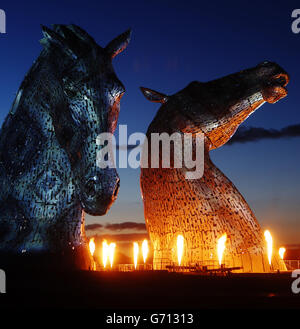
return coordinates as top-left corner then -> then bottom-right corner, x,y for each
140,61 -> 289,272
141,61 -> 289,146
0,25 -> 130,269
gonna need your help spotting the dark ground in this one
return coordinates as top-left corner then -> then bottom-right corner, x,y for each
0,269 -> 299,309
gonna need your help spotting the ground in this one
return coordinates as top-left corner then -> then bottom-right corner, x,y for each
0,269 -> 299,309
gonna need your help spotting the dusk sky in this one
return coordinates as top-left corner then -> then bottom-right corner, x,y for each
0,0 -> 299,245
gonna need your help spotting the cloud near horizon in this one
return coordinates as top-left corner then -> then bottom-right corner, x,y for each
228,124 -> 300,145
86,221 -> 146,232
92,232 -> 149,242
116,124 -> 300,149
85,223 -> 103,230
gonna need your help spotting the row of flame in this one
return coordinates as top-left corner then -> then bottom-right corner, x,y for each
217,230 -> 286,266
88,230 -> 286,268
89,238 -> 149,269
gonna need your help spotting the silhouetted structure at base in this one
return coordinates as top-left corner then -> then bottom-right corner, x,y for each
1,270 -> 297,309
140,61 -> 289,272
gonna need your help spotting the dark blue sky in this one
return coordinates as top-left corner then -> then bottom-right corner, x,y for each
0,0 -> 299,243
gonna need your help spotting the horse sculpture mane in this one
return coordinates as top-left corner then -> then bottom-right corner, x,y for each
140,61 -> 289,272
0,24 -> 131,269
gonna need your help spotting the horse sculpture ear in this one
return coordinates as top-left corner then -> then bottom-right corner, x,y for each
105,29 -> 132,59
40,25 -> 77,59
41,25 -> 66,47
140,87 -> 169,103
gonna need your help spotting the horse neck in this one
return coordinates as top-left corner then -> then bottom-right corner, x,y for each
202,140 -> 221,174
10,51 -> 64,129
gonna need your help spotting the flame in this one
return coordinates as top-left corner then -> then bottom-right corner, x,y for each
142,239 -> 149,264
108,242 -> 116,268
217,233 -> 227,266
89,237 -> 95,257
264,230 -> 273,265
279,247 -> 286,260
177,235 -> 184,266
133,242 -> 139,269
102,240 -> 109,268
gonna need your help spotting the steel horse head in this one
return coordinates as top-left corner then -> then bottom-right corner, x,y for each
0,25 -> 131,269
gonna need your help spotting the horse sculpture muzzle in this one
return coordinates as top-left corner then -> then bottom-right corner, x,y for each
257,61 -> 289,104
81,169 -> 120,216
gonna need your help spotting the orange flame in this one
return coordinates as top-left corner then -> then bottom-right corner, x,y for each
217,233 -> 227,266
108,242 -> 116,268
177,235 -> 184,266
133,242 -> 139,269
264,230 -> 273,265
102,240 -> 109,268
279,247 -> 286,260
89,237 -> 95,257
142,239 -> 149,264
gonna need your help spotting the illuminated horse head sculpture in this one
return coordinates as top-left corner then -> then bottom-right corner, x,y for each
140,61 -> 289,272
0,25 -> 130,269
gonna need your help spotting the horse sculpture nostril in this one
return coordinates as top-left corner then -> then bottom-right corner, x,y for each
275,76 -> 287,86
84,175 -> 119,201
273,73 -> 289,87
85,179 -> 96,196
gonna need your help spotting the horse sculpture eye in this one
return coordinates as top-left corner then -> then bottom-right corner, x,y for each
64,87 -> 78,98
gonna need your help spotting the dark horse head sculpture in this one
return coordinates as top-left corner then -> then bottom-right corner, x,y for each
0,25 -> 130,269
140,62 -> 289,272
141,61 -> 289,146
